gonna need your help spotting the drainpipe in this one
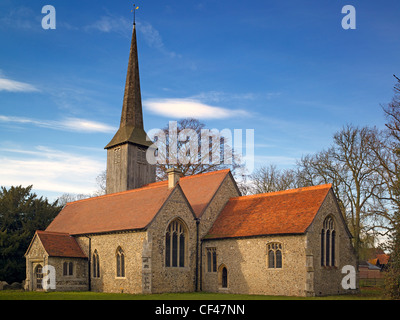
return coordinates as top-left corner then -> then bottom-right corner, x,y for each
195,218 -> 200,291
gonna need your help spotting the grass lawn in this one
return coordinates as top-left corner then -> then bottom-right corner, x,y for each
0,287 -> 387,300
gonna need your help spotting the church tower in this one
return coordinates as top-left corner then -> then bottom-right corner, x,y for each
105,24 -> 156,194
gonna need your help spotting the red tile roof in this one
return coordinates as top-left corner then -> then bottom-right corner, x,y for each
45,169 -> 231,235
205,184 -> 332,240
178,169 -> 231,217
369,253 -> 390,265
35,231 -> 87,258
46,183 -> 173,235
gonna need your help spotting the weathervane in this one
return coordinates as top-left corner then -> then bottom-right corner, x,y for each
132,4 -> 139,25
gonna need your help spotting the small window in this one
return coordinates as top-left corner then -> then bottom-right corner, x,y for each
207,248 -> 217,272
63,261 -> 73,276
114,147 -> 121,164
138,148 -> 147,164
267,243 -> 283,269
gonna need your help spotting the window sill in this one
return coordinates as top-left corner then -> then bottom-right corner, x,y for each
164,266 -> 190,271
321,266 -> 337,270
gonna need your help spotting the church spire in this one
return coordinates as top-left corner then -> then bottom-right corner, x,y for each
105,23 -> 151,150
104,20 -> 156,194
120,24 -> 143,129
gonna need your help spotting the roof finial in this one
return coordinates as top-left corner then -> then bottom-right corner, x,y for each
131,4 -> 139,25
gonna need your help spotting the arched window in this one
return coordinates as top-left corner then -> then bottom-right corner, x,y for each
165,219 -> 187,267
267,243 -> 283,269
321,216 -> 336,267
93,250 -> 100,278
116,247 -> 125,277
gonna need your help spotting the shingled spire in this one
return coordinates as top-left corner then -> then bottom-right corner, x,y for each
105,23 -> 155,194
105,24 -> 151,149
120,24 -> 143,129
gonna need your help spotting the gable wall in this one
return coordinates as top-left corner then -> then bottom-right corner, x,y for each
199,174 -> 240,240
146,186 -> 197,293
25,236 -> 48,291
305,190 -> 359,296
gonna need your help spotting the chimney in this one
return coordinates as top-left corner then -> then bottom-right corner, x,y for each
166,168 -> 183,189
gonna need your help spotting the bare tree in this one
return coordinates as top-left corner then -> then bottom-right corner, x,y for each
296,125 -> 382,260
152,118 -> 244,181
247,164 -> 298,194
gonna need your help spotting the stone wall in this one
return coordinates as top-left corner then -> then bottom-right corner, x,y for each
197,174 -> 240,291
48,257 -> 88,291
305,190 -> 359,296
75,230 -> 147,294
146,186 -> 198,293
202,234 -> 308,296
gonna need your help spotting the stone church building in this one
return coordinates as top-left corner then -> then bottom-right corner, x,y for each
24,23 -> 358,297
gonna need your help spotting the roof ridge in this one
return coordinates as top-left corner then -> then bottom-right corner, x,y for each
36,230 -> 70,236
180,169 -> 230,180
230,184 -> 332,201
141,169 -> 230,187
66,182 -> 169,206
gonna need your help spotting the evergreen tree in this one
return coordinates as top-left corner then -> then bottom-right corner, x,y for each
0,185 -> 61,283
384,212 -> 400,299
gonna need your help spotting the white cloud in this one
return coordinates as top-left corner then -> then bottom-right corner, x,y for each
0,78 -> 39,92
0,115 -> 116,133
0,146 -> 104,195
84,16 -> 178,58
136,21 -> 178,58
144,98 -> 250,119
84,15 -> 131,36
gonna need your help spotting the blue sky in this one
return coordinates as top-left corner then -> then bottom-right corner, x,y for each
0,0 -> 399,200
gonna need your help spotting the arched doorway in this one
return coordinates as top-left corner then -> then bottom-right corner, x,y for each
222,267 -> 228,288
218,264 -> 228,289
34,264 -> 43,290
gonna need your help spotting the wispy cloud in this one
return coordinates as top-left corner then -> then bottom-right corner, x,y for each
84,15 -> 131,37
0,146 -> 104,194
0,115 -> 116,133
0,77 -> 39,92
144,98 -> 250,119
136,21 -> 179,58
0,6 -> 38,31
84,15 -> 178,58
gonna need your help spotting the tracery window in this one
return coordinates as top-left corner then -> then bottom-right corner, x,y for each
267,243 -> 283,269
165,219 -> 186,267
116,247 -> 125,277
321,216 -> 336,267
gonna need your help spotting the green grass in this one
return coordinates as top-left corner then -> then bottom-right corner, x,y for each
0,287 -> 387,300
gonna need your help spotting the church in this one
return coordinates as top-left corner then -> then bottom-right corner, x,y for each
24,23 -> 358,297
